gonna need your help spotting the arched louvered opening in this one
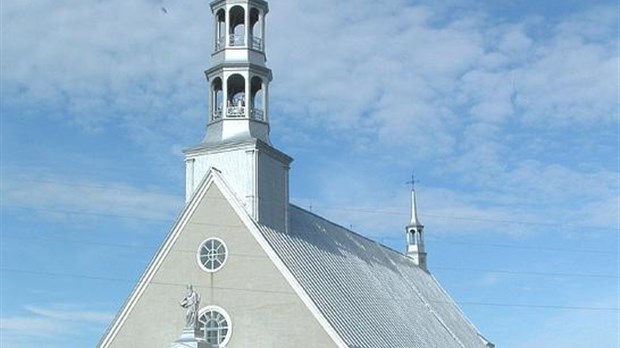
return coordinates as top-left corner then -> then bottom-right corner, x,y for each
226,74 -> 246,118
229,6 -> 245,47
250,76 -> 264,121
214,9 -> 226,51
408,229 -> 416,245
417,230 -> 424,248
211,77 -> 223,121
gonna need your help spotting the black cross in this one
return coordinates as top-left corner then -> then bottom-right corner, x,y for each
405,172 -> 419,190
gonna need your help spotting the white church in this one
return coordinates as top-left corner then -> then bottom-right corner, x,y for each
98,0 -> 494,347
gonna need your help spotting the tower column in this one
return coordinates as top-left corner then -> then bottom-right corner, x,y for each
210,83 -> 214,121
262,80 -> 268,122
244,5 -> 250,47
222,73 -> 229,119
224,6 -> 230,48
245,73 -> 251,118
261,11 -> 265,51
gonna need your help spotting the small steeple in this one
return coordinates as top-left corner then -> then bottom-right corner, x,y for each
405,174 -> 427,270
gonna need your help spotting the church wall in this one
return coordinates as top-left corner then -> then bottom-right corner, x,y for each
104,183 -> 337,348
188,147 -> 254,208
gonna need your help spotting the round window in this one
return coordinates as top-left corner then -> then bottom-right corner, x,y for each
198,306 -> 231,347
197,238 -> 228,272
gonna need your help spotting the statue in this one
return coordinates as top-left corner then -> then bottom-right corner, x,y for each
180,284 -> 200,329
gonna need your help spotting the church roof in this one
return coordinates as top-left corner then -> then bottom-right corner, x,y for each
258,205 -> 490,348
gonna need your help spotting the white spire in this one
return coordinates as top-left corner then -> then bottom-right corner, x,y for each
405,176 -> 427,270
409,189 -> 422,227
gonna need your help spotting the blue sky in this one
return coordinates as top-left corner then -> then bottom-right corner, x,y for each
1,0 -> 618,347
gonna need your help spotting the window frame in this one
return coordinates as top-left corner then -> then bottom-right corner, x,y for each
197,305 -> 232,347
196,237 -> 228,273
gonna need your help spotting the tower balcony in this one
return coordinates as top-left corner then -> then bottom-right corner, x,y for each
211,107 -> 265,122
229,34 -> 245,47
250,36 -> 263,50
212,108 -> 223,120
250,108 -> 264,120
227,105 -> 245,117
215,35 -> 263,51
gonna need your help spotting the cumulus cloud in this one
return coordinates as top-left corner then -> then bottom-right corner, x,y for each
1,0 -> 209,152
1,0 -> 617,237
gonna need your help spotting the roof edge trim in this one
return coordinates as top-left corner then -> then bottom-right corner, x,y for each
209,171 -> 348,348
97,168 -> 220,347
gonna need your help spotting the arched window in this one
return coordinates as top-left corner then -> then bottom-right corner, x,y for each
249,8 -> 262,50
198,306 -> 231,347
226,74 -> 246,118
229,6 -> 245,46
250,76 -> 264,120
408,229 -> 417,245
211,78 -> 223,121
215,9 -> 225,51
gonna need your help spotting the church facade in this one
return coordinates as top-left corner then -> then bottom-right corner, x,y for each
98,0 -> 494,347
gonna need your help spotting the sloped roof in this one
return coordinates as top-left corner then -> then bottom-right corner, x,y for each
258,205 -> 490,348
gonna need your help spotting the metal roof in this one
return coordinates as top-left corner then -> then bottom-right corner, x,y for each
259,205 -> 490,348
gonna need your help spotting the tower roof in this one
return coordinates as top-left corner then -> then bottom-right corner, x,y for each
210,0 -> 269,12
408,189 -> 423,228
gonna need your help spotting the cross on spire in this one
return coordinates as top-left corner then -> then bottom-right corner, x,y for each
406,171 -> 419,191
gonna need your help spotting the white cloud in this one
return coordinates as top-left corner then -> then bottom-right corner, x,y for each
1,174 -> 183,223
24,305 -> 113,324
293,157 -> 617,241
0,316 -> 67,338
1,304 -> 114,345
1,2 -> 617,346
2,0 -> 616,168
509,295 -> 619,348
2,0 -> 208,150
1,0 -> 616,252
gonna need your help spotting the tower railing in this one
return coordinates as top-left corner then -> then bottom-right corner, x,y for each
250,36 -> 263,51
250,108 -> 264,121
215,36 -> 225,51
229,34 -> 245,47
226,106 -> 245,117
212,108 -> 223,121
214,107 -> 264,120
217,35 -> 262,51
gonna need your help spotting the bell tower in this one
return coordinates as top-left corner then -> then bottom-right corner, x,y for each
405,186 -> 427,270
204,0 -> 271,145
184,0 -> 292,232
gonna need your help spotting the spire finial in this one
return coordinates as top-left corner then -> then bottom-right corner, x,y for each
405,171 -> 419,191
